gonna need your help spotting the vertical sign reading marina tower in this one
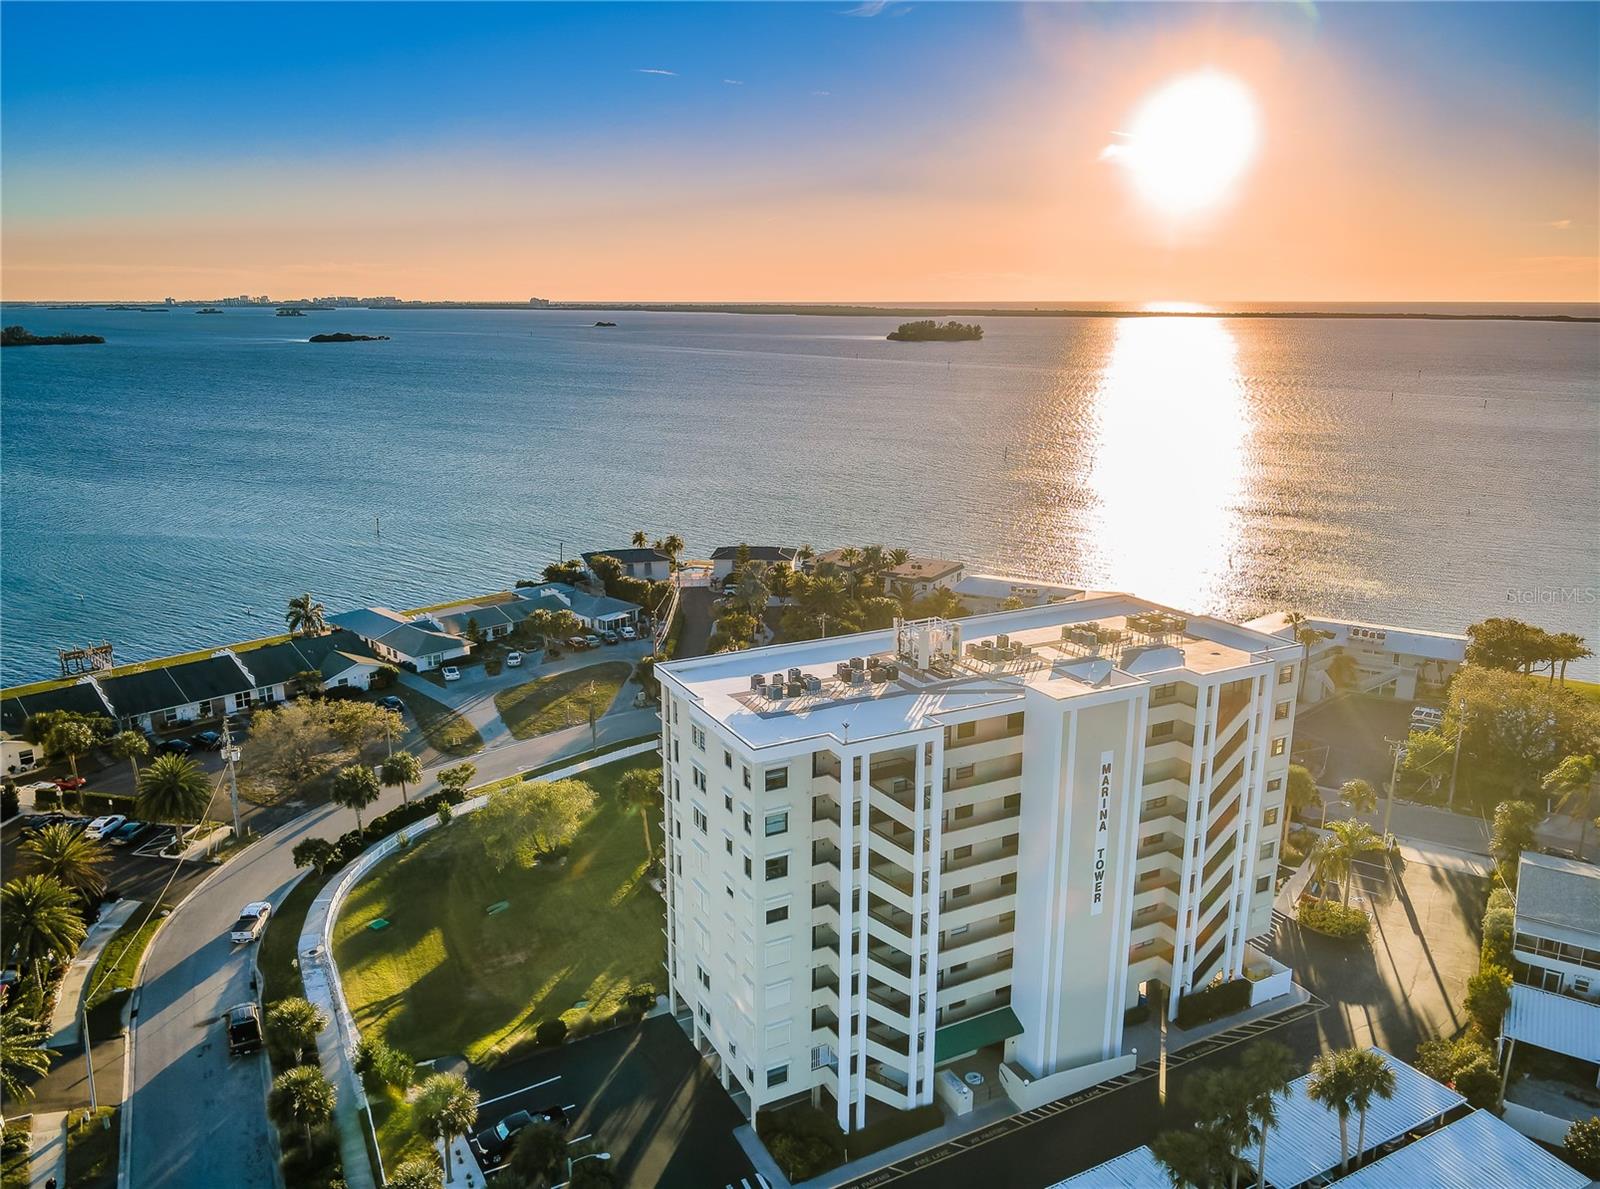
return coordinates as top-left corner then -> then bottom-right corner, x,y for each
1091,749 -> 1114,915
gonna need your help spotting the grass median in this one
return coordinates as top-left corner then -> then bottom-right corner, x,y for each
331,752 -> 664,1065
493,661 -> 632,740
391,686 -> 483,756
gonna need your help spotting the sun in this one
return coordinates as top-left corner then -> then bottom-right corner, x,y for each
1103,71 -> 1260,217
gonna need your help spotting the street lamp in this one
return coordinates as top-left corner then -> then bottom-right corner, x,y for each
554,1151 -> 610,1188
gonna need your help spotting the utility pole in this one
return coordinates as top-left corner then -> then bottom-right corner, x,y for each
1382,737 -> 1405,842
222,718 -> 243,841
82,1001 -> 97,1109
819,613 -> 830,640
1446,700 -> 1466,812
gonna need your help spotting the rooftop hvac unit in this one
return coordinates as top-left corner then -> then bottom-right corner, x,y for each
803,674 -> 822,693
880,661 -> 899,680
751,674 -> 767,691
996,633 -> 1010,649
849,668 -> 866,687
835,662 -> 853,682
788,667 -> 802,684
785,680 -> 804,697
764,684 -> 783,702
772,673 -> 785,690
849,656 -> 865,671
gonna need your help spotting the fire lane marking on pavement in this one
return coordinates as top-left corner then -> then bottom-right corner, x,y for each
835,995 -> 1328,1188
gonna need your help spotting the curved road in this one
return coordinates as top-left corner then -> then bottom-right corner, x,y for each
122,707 -> 659,1189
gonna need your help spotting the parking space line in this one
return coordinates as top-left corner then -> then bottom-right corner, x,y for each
478,1073 -> 560,1108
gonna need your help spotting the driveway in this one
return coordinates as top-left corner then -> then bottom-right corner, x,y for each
464,1017 -> 755,1189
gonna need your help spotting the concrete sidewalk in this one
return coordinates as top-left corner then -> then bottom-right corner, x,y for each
47,899 -> 141,1047
28,1111 -> 66,1189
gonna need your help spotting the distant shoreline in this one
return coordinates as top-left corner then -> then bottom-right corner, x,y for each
4,301 -> 1596,324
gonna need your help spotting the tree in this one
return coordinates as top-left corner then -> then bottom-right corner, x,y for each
388,1159 -> 445,1189
1183,1068 -> 1256,1189
710,609 -> 760,652
1398,730 -> 1454,799
267,996 -> 328,1065
331,764 -> 381,833
414,1071 -> 479,1184
1464,964 -> 1513,1037
138,753 -> 213,826
1284,612 -> 1333,701
1339,778 -> 1377,816
526,608 -> 584,649
1152,1125 -> 1235,1189
19,823 -> 110,898
906,587 -> 968,619
329,701 -> 402,753
542,559 -> 588,586
733,563 -> 770,617
292,669 -> 325,696
1311,819 -> 1384,906
1445,665 -> 1600,806
1305,1049 -> 1360,1174
464,616 -> 485,647
437,762 -> 477,798
292,836 -> 338,876
660,533 -> 685,567
46,720 -> 98,781
1241,1041 -> 1297,1189
0,1009 -> 56,1130
107,730 -> 150,785
470,778 -> 596,868
1563,1116 -> 1600,1179
587,553 -> 625,596
268,1064 -> 335,1147
1489,799 -> 1539,870
249,700 -> 339,786
285,592 -> 328,637
381,751 -> 423,805
2,874 -> 89,979
616,767 -> 660,861
1466,617 -> 1554,675
634,654 -> 661,700
1549,633 -> 1594,685
570,1158 -> 617,1188
631,530 -> 648,548
509,1122 -> 569,1183
1284,764 -> 1319,836
1344,1048 -> 1397,1168
1543,754 -> 1597,858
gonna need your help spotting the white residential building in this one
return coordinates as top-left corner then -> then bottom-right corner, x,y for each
1246,612 -> 1466,707
657,594 -> 1301,1132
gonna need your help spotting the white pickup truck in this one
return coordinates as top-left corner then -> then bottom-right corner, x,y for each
229,901 -> 272,944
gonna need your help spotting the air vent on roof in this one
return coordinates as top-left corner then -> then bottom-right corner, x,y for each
751,674 -> 767,692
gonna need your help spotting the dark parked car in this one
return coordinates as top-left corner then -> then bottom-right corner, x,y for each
157,737 -> 194,756
192,730 -> 223,751
469,1106 -> 570,1167
380,695 -> 406,714
225,1003 -> 263,1056
108,820 -> 150,847
17,813 -> 69,837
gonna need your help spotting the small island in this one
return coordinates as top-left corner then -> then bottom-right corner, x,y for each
887,319 -> 984,342
2,325 -> 106,347
594,320 -> 618,327
276,308 -> 307,317
197,307 -> 221,314
308,332 -> 389,343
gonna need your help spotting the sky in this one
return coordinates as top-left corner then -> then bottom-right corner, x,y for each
2,1 -> 1596,303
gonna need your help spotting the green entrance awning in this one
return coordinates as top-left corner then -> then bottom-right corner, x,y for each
933,1006 -> 1023,1063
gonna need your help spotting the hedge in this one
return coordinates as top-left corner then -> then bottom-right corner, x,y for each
1298,899 -> 1371,940
1175,977 -> 1252,1029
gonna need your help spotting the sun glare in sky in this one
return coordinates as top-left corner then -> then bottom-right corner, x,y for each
1103,71 -> 1260,218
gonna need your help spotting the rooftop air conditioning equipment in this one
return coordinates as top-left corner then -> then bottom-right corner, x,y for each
849,656 -> 865,671
751,674 -> 767,691
880,661 -> 899,680
772,673 -> 785,690
765,684 -> 783,702
996,633 -> 1010,649
786,680 -> 804,697
803,675 -> 822,693
836,662 -> 853,682
849,668 -> 866,687
788,667 -> 802,684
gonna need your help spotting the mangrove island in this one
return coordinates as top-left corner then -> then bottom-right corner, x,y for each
2,325 -> 106,347
308,332 -> 390,343
886,319 -> 984,342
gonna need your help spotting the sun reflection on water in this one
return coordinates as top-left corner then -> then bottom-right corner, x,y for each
1083,316 -> 1252,610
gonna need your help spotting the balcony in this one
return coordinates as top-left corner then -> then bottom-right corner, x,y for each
943,840 -> 1020,887
939,885 -> 1018,932
1128,939 -> 1175,968
868,821 -> 918,867
943,800 -> 1021,844
1137,833 -> 1185,862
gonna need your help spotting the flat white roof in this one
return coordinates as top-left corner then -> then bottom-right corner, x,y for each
661,593 -> 1297,750
1262,1048 -> 1465,1188
1048,1145 -> 1171,1189
953,572 -> 1083,600
1505,983 -> 1600,1064
1333,1108 -> 1589,1189
1245,611 -> 1467,664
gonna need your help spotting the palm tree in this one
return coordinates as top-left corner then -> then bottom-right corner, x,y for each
1544,754 -> 1597,859
47,720 -> 98,781
510,1123 -> 570,1183
1186,1068 -> 1256,1189
1345,1049 -> 1397,1168
1305,1049 -> 1360,1173
285,592 -> 328,637
266,996 -> 328,1064
415,1071 -> 480,1183
269,1064 -> 335,1147
661,533 -> 685,568
1283,612 -> 1332,701
138,754 -> 213,832
1152,1125 -> 1233,1189
1312,819 -> 1385,906
2,874 -> 89,980
1242,1042 -> 1298,1188
380,752 -> 423,805
107,730 -> 150,786
1339,778 -> 1377,817
615,768 -> 660,861
0,1010 -> 56,1130
19,823 -> 111,899
388,1159 -> 446,1189
734,563 -> 770,617
331,764 -> 381,833
630,530 -> 648,548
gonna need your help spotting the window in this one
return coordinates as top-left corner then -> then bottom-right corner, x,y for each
743,766 -> 752,790
1280,665 -> 1295,685
1144,796 -> 1169,813
697,964 -> 711,989
764,811 -> 789,837
953,804 -> 974,821
692,725 -> 706,749
692,766 -> 708,792
1266,777 -> 1282,792
1263,808 -> 1279,826
956,721 -> 977,740
692,806 -> 708,833
1255,875 -> 1272,893
744,856 -> 753,878
766,904 -> 789,924
1005,712 -> 1024,735
766,856 -> 789,880
1259,841 -> 1275,860
1152,682 -> 1178,700
765,768 -> 789,792
743,809 -> 752,834
727,884 -> 735,900
724,749 -> 733,769
197,699 -> 214,718
725,837 -> 734,855
952,844 -> 972,860
673,740 -> 680,761
955,764 -> 975,781
1274,702 -> 1292,721
1270,738 -> 1287,757
236,689 -> 253,710
1150,721 -> 1173,739
723,791 -> 733,812
950,885 -> 970,899
766,1064 -> 789,1088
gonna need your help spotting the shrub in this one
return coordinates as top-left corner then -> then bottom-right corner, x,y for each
1564,1116 -> 1600,1178
1298,899 -> 1371,939
1175,978 -> 1252,1029
369,664 -> 400,690
278,1125 -> 342,1189
1,782 -> 19,819
1415,1033 -> 1500,1108
1,1121 -> 29,1157
354,1035 -> 415,1091
1452,1049 -> 1501,1109
766,1131 -> 838,1181
1486,886 -> 1515,914
534,1018 -> 568,1048
1465,964 -> 1513,1036
1481,905 -> 1516,969
33,786 -> 61,810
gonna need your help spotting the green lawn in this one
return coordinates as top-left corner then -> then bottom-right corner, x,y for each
65,1108 -> 119,1189
0,1128 -> 28,1189
84,906 -> 164,1035
493,662 -> 632,740
369,1086 -> 432,1173
332,753 -> 664,1065
1566,677 -> 1600,704
259,872 -> 325,1007
391,687 -> 483,756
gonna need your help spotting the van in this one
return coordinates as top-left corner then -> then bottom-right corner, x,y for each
1410,705 -> 1443,732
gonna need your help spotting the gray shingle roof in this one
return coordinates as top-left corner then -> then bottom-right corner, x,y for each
583,547 -> 669,566
327,607 -> 410,640
97,653 -> 255,717
375,623 -> 463,658
0,680 -> 116,735
238,632 -> 378,687
710,545 -> 798,562
1517,851 -> 1600,940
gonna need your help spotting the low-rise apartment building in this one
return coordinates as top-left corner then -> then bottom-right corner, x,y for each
1246,612 -> 1466,707
657,594 -> 1300,1132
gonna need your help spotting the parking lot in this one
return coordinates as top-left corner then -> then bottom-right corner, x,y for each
462,1016 -> 756,1188
1293,694 -> 1420,790
2,813 -> 214,908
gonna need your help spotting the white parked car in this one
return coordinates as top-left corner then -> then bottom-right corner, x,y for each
230,901 -> 272,944
583,634 -> 601,649
441,665 -> 462,682
84,814 -> 127,840
1409,705 -> 1443,731
619,625 -> 637,641
505,651 -> 523,668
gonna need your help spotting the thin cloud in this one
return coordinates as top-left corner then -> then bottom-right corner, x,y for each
637,68 -> 677,77
843,0 -> 889,15
723,79 -> 744,86
811,90 -> 832,97
1547,218 -> 1572,230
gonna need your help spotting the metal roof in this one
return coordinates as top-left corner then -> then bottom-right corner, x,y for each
1048,1145 -> 1172,1189
932,1006 -> 1022,1063
1516,852 -> 1600,942
1504,984 -> 1600,1064
1262,1048 -> 1465,1188
1333,1109 -> 1588,1189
